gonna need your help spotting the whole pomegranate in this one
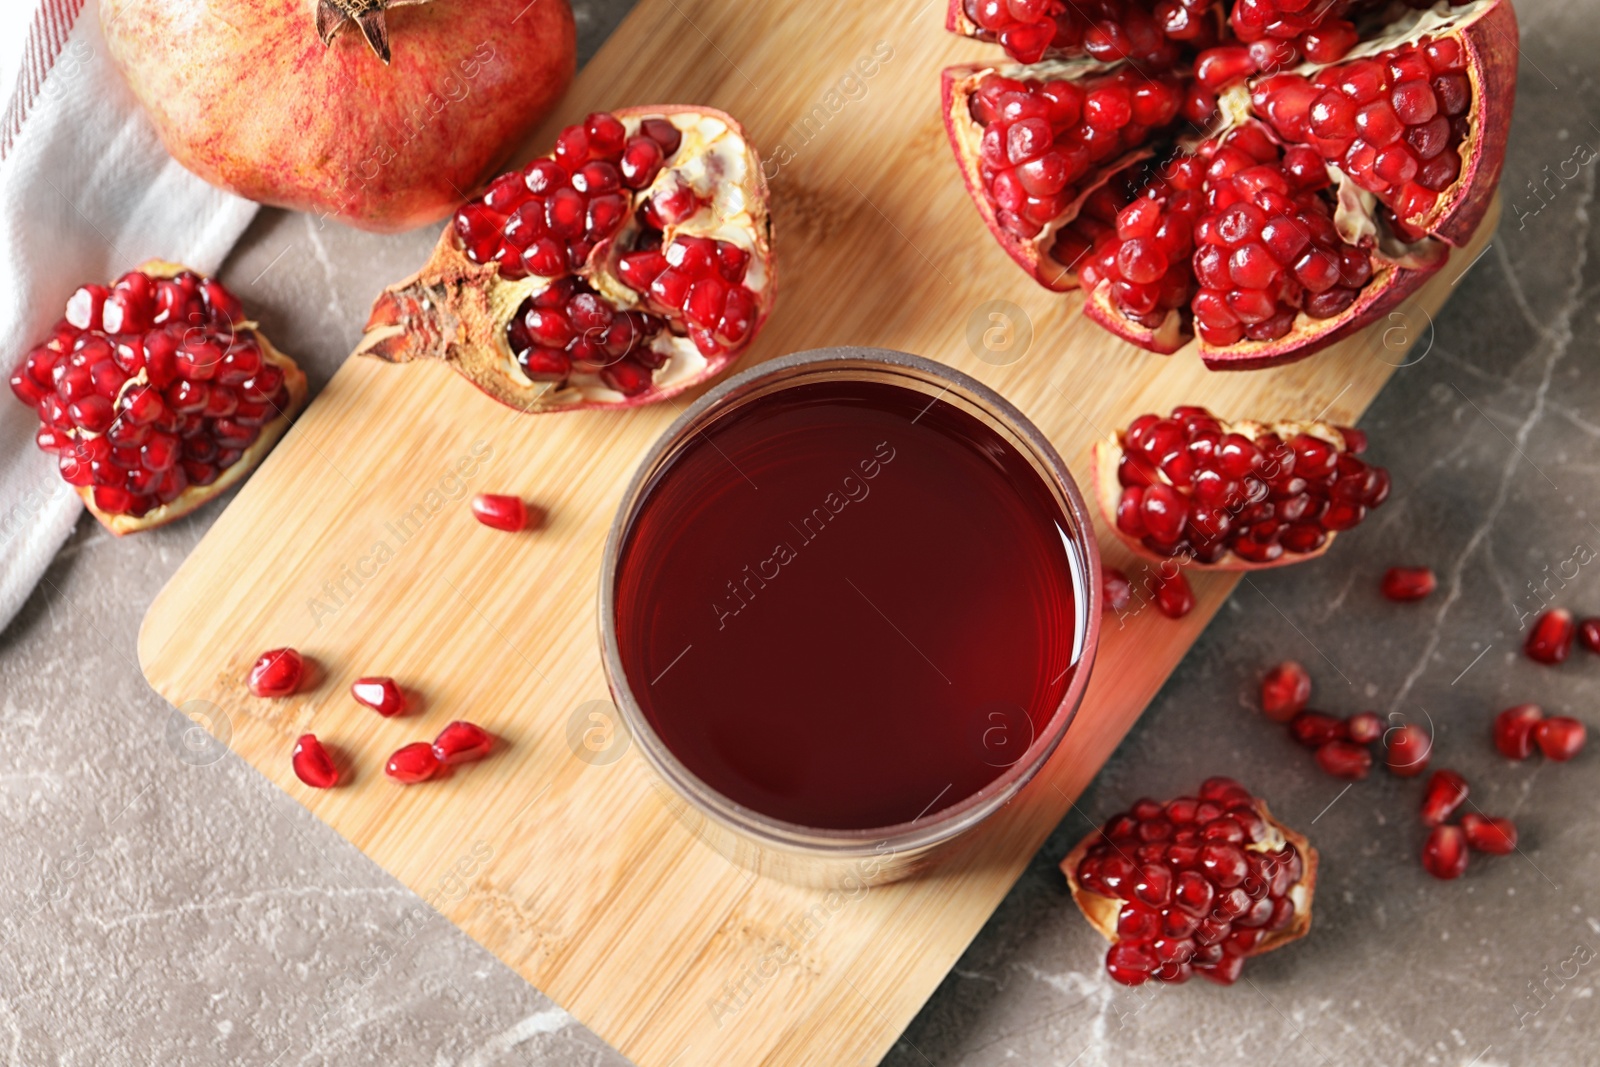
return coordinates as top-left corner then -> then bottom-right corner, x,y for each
100,0 -> 576,232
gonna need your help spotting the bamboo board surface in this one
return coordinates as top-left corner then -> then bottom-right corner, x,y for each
138,0 -> 1498,1060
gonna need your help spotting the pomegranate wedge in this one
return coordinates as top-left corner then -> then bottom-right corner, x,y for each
357,107 -> 774,412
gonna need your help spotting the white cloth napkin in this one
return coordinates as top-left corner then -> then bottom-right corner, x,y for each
0,0 -> 257,633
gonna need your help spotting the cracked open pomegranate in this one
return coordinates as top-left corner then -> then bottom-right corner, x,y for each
1064,777 -> 1316,986
356,108 -> 773,410
943,0 -> 1516,366
101,0 -> 575,231
1094,404 -> 1388,567
8,262 -> 307,535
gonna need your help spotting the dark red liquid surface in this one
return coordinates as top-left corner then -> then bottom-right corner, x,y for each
613,378 -> 1085,830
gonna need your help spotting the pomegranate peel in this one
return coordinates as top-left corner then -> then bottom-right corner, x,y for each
356,106 -> 773,412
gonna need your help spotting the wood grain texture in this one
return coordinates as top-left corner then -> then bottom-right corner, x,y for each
138,0 -> 1498,1061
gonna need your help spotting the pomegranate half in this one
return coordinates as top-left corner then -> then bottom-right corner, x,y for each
356,107 -> 774,411
7,262 -> 307,536
1093,405 -> 1389,568
943,0 -> 1516,367
101,0 -> 576,232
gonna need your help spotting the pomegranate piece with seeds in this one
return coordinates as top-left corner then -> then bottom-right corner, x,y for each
1062,776 -> 1317,987
386,742 -> 441,784
1460,813 -> 1517,854
943,0 -> 1517,368
471,494 -> 529,532
357,108 -> 773,413
1492,703 -> 1542,760
8,261 -> 306,535
292,734 -> 339,789
1525,609 -> 1575,664
1094,406 -> 1388,568
351,677 -> 406,717
1385,723 -> 1431,777
1260,660 -> 1311,722
248,648 -> 304,698
433,721 -> 494,765
1382,566 -> 1436,601
1419,769 -> 1469,827
1421,824 -> 1468,880
1535,717 -> 1586,762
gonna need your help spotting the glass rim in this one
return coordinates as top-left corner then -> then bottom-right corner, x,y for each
597,346 -> 1102,860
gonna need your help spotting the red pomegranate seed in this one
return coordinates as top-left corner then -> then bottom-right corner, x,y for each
351,676 -> 406,717
385,742 -> 441,783
1460,813 -> 1517,854
432,721 -> 494,765
471,493 -> 528,532
1314,740 -> 1371,780
1288,710 -> 1344,748
1579,617 -> 1600,654
1384,724 -> 1431,777
1260,661 -> 1311,722
291,734 -> 338,789
248,647 -> 304,697
1535,717 -> 1586,761
1419,769 -> 1468,827
1102,566 -> 1133,614
1492,703 -> 1543,759
1345,711 -> 1383,745
1421,824 -> 1468,880
1381,566 -> 1435,601
1525,608 -> 1575,664
1153,570 -> 1194,618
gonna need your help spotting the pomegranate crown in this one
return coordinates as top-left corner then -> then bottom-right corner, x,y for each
314,0 -> 428,64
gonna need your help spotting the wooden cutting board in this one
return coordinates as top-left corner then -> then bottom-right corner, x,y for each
138,0 -> 1497,1060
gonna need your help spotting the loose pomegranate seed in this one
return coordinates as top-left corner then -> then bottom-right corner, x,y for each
1102,566 -> 1133,614
1288,710 -> 1344,748
1460,813 -> 1517,854
248,647 -> 304,698
1421,824 -> 1468,880
1525,609 -> 1575,664
1345,711 -> 1383,745
432,721 -> 494,765
291,734 -> 338,789
1381,566 -> 1436,601
1535,717 -> 1586,761
385,742 -> 441,783
1149,569 -> 1193,618
1580,617 -> 1600,654
1314,740 -> 1371,780
351,676 -> 406,717
1260,661 -> 1311,722
471,493 -> 529,532
1419,769 -> 1468,826
1492,704 -> 1543,759
1384,724 -> 1431,777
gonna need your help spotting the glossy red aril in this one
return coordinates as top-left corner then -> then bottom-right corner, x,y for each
1382,567 -> 1436,601
1460,813 -> 1517,854
351,676 -> 406,717
1288,710 -> 1344,749
1492,703 -> 1543,759
292,734 -> 338,789
1064,777 -> 1316,987
1102,566 -> 1133,614
1260,660 -> 1311,722
951,0 -> 1186,67
1152,569 -> 1195,618
471,494 -> 528,532
1535,717 -> 1586,762
1345,711 -> 1383,745
1095,407 -> 1387,569
360,108 -> 773,414
1422,824 -> 1468,880
9,262 -> 306,534
1314,740 -> 1370,780
1385,723 -> 1431,777
386,742 -> 441,783
248,648 -> 304,698
1419,769 -> 1469,827
432,721 -> 494,765
1580,617 -> 1600,654
1525,609 -> 1575,664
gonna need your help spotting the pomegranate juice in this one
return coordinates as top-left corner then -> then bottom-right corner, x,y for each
613,379 -> 1085,830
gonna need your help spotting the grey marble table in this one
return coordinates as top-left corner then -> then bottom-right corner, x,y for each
3,0 -> 1598,1063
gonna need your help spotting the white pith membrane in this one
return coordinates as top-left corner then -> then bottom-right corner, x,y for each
490,113 -> 769,404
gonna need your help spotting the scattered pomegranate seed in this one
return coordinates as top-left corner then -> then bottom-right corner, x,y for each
1384,724 -> 1431,777
351,676 -> 406,717
385,742 -> 441,783
1152,569 -> 1194,618
248,647 -> 304,697
1492,703 -> 1543,759
1460,813 -> 1517,854
1345,711 -> 1383,745
291,734 -> 338,789
1421,824 -> 1468,880
1259,661 -> 1311,722
471,493 -> 529,532
1535,717 -> 1586,761
432,721 -> 494,765
1419,769 -> 1468,827
1314,739 -> 1371,780
1102,566 -> 1133,614
1579,617 -> 1600,654
1380,566 -> 1436,601
1287,709 -> 1344,748
1525,608 -> 1575,665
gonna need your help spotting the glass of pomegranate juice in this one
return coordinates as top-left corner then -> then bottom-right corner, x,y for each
601,347 -> 1100,885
